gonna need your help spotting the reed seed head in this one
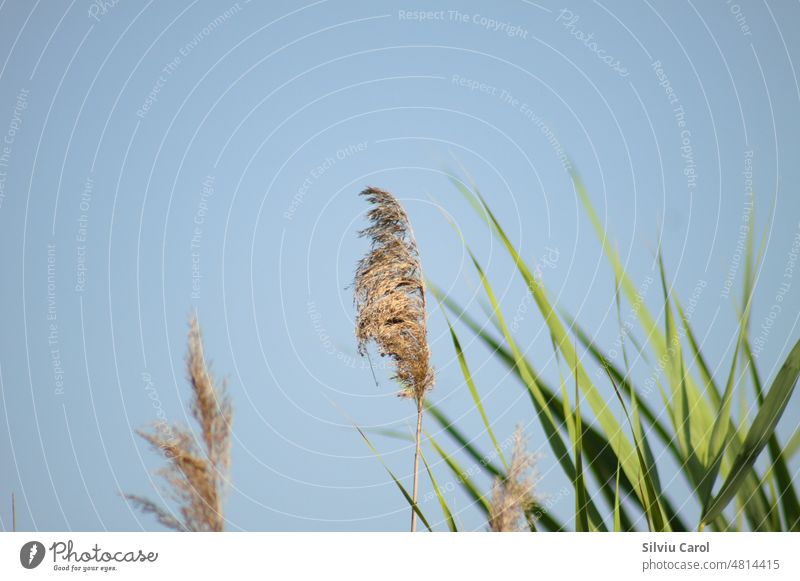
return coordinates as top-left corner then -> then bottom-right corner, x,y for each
489,426 -> 539,532
354,187 -> 434,401
126,315 -> 232,532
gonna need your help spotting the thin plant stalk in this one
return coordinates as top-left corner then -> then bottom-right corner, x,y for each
411,398 -> 423,531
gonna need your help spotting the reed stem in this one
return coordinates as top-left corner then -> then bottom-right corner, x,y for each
411,398 -> 424,532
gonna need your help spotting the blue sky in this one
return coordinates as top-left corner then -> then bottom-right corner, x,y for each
1,0 -> 799,532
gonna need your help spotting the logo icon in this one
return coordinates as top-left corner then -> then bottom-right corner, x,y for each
20,541 -> 46,569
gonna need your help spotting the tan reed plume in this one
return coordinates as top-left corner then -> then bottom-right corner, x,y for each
354,186 -> 434,532
488,426 -> 539,532
126,315 -> 232,532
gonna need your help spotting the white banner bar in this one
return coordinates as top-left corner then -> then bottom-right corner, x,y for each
1,532 -> 798,580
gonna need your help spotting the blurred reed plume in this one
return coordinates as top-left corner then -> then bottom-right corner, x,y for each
126,315 -> 232,532
488,426 -> 538,532
354,186 -> 434,532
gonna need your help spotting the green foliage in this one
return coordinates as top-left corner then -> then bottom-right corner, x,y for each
360,175 -> 800,531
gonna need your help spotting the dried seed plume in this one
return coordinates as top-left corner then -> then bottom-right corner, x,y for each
126,315 -> 232,532
489,426 -> 539,532
354,186 -> 434,400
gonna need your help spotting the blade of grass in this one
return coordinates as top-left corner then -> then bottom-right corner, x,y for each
455,184 -> 644,513
657,253 -> 715,463
566,313 -> 677,466
432,286 -> 660,531
654,258 -> 764,530
440,305 -> 508,471
572,173 -> 665,357
673,298 -> 775,529
675,297 -> 721,408
604,366 -> 669,531
565,311 -> 691,529
574,175 -> 715,444
381,414 -> 565,531
466,249 -> 608,530
629,387 -> 668,531
427,431 -> 491,515
740,336 -> 800,530
426,403 -> 503,478
367,428 -> 415,441
614,463 -> 622,532
678,350 -> 709,505
702,338 -> 800,525
708,341 -> 741,465
785,428 -> 800,459
355,424 -> 433,531
421,450 -> 457,531
696,341 -> 740,511
613,266 -> 634,375
573,365 -> 590,532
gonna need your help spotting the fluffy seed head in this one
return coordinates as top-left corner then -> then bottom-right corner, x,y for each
126,315 -> 232,532
354,187 -> 434,400
489,426 -> 539,532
